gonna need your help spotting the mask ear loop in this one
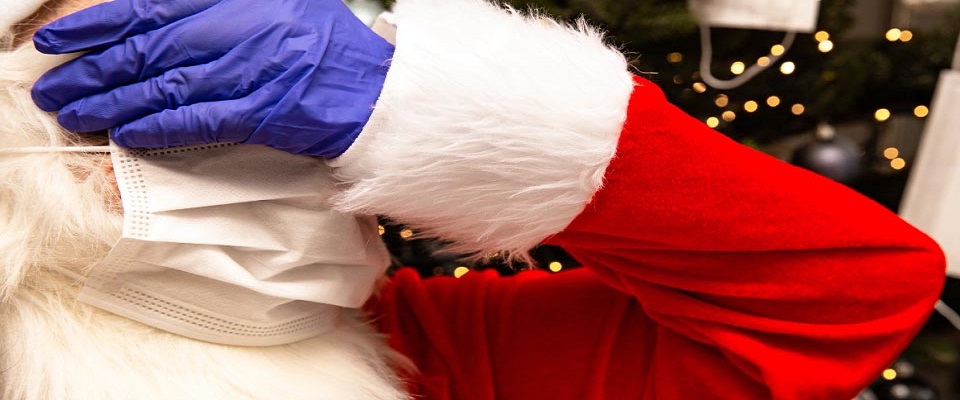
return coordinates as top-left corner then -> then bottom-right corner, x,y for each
698,23 -> 797,90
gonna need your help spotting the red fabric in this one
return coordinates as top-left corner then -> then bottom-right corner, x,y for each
367,76 -> 946,400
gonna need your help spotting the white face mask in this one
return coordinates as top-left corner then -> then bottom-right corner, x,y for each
5,141 -> 390,346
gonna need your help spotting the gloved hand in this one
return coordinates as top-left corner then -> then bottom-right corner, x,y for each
32,0 -> 394,157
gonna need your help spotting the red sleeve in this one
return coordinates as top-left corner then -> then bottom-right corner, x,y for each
368,76 -> 945,400
545,75 -> 947,399
371,267 -> 652,400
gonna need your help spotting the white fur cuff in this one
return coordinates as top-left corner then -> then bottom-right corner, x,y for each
329,0 -> 634,258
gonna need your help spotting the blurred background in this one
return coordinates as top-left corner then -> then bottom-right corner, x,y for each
348,0 -> 960,398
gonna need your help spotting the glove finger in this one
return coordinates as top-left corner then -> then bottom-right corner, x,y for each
32,1 -> 287,112
56,46 -> 291,132
110,93 -> 270,149
33,0 -> 222,54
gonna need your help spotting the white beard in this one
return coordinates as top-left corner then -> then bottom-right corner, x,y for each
0,36 -> 408,400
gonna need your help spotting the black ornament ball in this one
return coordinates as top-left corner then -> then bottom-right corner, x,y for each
791,124 -> 863,184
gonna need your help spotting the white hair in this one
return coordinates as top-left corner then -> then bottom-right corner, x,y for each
0,19 -> 408,400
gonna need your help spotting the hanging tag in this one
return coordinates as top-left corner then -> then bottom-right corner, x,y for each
687,0 -> 819,33
901,70 -> 960,277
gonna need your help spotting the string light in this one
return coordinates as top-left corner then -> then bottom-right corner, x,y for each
891,158 -> 906,170
814,31 -> 830,42
914,105 -> 929,118
791,104 -> 805,115
400,228 -> 414,239
453,266 -> 470,278
692,82 -> 707,93
730,61 -> 746,75
875,108 -> 891,122
780,61 -> 796,75
818,40 -> 834,53
770,44 -> 785,56
714,94 -> 729,107
899,30 -> 913,42
883,368 -> 898,380
673,75 -> 683,84
667,52 -> 683,63
766,96 -> 781,107
378,225 -> 385,235
885,28 -> 902,42
722,111 -> 736,122
548,261 -> 563,272
706,117 -> 720,128
890,384 -> 911,399
883,147 -> 900,159
757,56 -> 771,67
744,100 -> 759,112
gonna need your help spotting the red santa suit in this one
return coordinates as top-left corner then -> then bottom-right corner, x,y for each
326,1 -> 948,399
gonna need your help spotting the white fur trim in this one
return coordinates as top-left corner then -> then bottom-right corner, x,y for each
329,0 -> 634,259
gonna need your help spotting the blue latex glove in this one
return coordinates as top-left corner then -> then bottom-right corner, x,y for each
32,0 -> 394,157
